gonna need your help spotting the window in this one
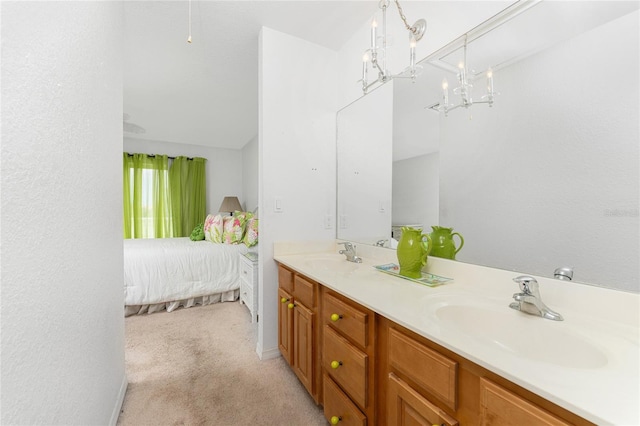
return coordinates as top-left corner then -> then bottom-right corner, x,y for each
123,153 -> 206,239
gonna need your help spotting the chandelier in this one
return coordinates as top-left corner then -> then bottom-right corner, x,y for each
431,36 -> 497,116
360,0 -> 427,94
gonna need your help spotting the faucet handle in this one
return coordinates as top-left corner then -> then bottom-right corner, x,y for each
338,241 -> 353,250
513,275 -> 538,294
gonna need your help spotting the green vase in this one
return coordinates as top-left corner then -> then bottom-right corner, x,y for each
429,226 -> 464,260
397,227 -> 432,279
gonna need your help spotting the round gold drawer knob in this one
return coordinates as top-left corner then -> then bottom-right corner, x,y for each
288,303 -> 294,309
330,313 -> 342,322
330,360 -> 342,369
280,297 -> 288,303
330,416 -> 341,425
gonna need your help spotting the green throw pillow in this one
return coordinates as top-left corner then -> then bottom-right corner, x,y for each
190,222 -> 205,241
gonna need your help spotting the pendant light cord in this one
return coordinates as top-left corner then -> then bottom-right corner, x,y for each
394,0 -> 417,35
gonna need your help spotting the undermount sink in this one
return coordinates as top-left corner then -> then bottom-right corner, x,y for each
435,303 -> 608,369
303,254 -> 361,273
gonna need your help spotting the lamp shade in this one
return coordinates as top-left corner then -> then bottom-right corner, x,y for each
218,196 -> 242,214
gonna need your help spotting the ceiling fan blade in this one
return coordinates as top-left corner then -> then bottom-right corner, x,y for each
124,121 -> 146,134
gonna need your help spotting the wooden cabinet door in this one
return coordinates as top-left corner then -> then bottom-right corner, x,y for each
479,378 -> 571,426
293,300 -> 315,396
278,288 -> 293,365
387,373 -> 458,426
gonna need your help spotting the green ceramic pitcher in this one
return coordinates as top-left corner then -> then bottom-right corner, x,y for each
429,226 -> 464,260
397,227 -> 432,279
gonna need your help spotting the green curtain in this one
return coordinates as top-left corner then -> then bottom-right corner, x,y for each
123,153 -> 173,239
169,156 -> 207,237
123,153 -> 133,239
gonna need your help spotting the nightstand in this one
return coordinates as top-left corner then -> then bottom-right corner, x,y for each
239,252 -> 258,323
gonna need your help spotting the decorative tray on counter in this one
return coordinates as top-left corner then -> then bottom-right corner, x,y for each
374,263 -> 453,287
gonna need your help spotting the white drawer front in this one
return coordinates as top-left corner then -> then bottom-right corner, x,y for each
240,260 -> 254,285
241,282 -> 253,308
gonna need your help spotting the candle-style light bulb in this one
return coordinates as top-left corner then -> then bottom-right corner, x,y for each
409,35 -> 416,69
458,61 -> 466,84
362,52 -> 369,83
486,68 -> 494,93
371,18 -> 378,51
442,78 -> 449,107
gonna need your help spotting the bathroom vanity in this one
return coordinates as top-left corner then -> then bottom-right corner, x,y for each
274,242 -> 639,425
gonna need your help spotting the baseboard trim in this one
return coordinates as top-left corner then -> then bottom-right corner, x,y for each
256,344 -> 281,360
109,374 -> 128,426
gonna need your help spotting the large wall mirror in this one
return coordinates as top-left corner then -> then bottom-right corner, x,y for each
337,1 -> 639,292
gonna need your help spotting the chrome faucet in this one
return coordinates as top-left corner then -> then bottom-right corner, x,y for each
375,239 -> 388,247
509,275 -> 563,321
338,242 -> 362,263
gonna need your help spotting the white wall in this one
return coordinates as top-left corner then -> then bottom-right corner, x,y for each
337,82 -> 393,244
393,152 -> 439,232
1,2 -> 127,424
124,137 -> 244,215
258,27 -> 337,357
335,1 -> 511,109
242,136 -> 259,213
440,11 -> 639,291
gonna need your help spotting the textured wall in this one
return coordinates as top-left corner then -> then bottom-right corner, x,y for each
1,2 -> 127,424
258,27 -> 338,357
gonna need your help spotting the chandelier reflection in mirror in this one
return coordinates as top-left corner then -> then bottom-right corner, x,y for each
430,37 -> 498,116
360,0 -> 427,94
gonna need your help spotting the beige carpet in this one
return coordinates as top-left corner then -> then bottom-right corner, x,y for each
118,301 -> 326,425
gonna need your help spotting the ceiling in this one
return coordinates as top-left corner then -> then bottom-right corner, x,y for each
123,1 -> 378,150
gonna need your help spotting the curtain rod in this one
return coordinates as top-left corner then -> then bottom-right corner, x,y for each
125,153 -> 195,161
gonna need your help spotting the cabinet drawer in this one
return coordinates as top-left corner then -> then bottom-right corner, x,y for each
240,281 -> 253,307
479,378 -> 571,426
278,265 -> 293,293
240,260 -> 254,285
323,374 -> 366,426
388,328 -> 457,410
323,325 -> 368,409
323,292 -> 368,348
294,275 -> 316,308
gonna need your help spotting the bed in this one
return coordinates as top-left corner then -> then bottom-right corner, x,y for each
124,237 -> 255,316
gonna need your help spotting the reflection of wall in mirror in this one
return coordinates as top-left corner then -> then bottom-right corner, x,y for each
337,82 -> 393,244
439,10 -> 639,291
393,152 -> 439,239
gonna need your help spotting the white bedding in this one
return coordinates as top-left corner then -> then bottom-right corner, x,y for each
124,237 -> 251,312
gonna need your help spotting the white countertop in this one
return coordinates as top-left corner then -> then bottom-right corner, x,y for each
273,241 -> 640,425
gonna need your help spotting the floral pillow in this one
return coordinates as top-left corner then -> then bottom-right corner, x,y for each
243,218 -> 259,247
204,214 -> 224,243
222,212 -> 252,244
